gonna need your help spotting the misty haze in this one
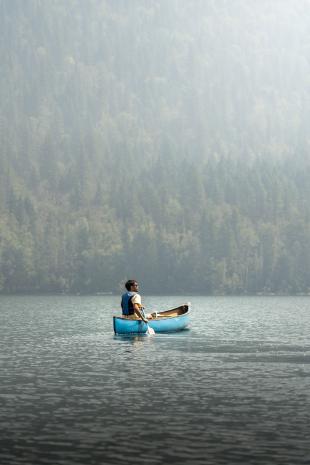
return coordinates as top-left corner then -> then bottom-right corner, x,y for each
1,0 -> 310,295
1,2 -> 310,465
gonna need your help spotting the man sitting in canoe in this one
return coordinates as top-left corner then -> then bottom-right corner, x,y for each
121,280 -> 152,323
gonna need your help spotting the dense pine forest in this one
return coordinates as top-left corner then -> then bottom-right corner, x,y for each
1,0 -> 310,295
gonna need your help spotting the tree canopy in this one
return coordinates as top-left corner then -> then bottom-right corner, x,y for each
1,0 -> 310,294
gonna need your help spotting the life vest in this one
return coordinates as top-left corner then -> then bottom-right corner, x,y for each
121,291 -> 136,315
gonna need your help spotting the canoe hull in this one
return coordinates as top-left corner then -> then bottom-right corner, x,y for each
113,304 -> 190,335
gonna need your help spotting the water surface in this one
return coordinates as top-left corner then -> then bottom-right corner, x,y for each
0,295 -> 309,464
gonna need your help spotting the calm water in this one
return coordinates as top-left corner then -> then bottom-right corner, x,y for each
0,295 -> 309,465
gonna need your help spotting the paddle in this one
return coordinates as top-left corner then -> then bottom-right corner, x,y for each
146,324 -> 155,336
140,308 -> 155,336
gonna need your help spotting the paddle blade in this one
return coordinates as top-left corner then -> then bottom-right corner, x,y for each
146,326 -> 155,336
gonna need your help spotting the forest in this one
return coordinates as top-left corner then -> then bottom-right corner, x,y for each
0,0 -> 310,295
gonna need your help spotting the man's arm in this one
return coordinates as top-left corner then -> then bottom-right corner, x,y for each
133,303 -> 148,323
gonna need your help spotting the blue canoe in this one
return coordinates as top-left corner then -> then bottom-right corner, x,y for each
113,303 -> 190,335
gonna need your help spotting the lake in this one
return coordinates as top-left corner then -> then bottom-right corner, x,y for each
0,295 -> 309,465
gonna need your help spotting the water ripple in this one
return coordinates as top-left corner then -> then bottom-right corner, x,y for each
0,295 -> 310,464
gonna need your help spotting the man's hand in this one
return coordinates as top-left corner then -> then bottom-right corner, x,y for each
134,304 -> 148,323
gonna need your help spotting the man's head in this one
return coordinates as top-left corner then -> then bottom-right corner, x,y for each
125,279 -> 139,292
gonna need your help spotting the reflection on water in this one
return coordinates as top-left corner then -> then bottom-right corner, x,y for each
0,295 -> 310,465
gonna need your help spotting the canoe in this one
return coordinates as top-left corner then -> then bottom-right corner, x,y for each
113,303 -> 190,335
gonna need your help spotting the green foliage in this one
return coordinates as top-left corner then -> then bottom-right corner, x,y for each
1,1 -> 310,294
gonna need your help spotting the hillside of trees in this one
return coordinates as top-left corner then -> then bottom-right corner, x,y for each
1,0 -> 310,294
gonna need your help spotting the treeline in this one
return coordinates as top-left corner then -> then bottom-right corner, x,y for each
1,156 -> 310,294
0,0 -> 310,294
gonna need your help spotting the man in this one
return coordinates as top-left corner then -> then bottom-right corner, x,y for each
121,280 -> 149,323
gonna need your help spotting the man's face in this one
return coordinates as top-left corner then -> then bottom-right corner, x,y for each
131,282 -> 139,292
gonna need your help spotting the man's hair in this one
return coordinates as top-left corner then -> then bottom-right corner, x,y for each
125,279 -> 137,291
